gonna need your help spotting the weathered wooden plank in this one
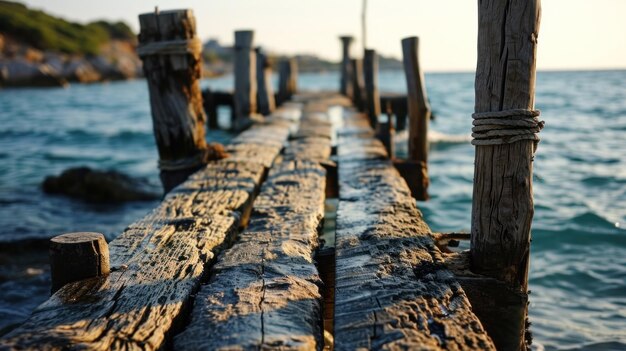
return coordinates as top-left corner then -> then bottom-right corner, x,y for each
0,211 -> 238,351
157,160 -> 266,227
292,93 -> 353,108
175,159 -> 327,350
292,121 -> 333,140
284,136 -> 332,164
334,111 -> 495,350
222,108 -> 298,168
175,97 -> 334,350
0,104 -> 302,351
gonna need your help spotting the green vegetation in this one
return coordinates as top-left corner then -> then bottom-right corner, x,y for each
0,0 -> 135,55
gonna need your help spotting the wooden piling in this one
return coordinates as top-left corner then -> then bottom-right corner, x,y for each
469,1 -> 542,350
400,37 -> 430,200
138,9 -> 213,193
350,58 -> 365,111
380,94 -> 408,131
363,49 -> 380,128
49,232 -> 109,294
377,102 -> 395,157
339,36 -> 353,98
278,58 -> 297,105
255,47 -> 276,116
203,88 -> 219,129
233,30 -> 258,131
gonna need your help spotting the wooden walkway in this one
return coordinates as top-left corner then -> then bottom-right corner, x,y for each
0,93 -> 494,350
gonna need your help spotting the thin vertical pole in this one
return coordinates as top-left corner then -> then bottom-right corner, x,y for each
363,49 -> 380,129
255,47 -> 276,116
233,30 -> 257,131
351,58 -> 365,111
401,37 -> 430,170
361,0 -> 367,53
339,36 -> 354,98
278,58 -> 297,105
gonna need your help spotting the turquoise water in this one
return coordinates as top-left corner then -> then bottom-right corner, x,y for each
1,71 -> 625,349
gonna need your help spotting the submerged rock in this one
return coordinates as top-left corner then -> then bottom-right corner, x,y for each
42,167 -> 161,203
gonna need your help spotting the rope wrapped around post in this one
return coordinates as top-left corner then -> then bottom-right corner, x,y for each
471,109 -> 545,151
158,145 -> 226,171
136,38 -> 202,57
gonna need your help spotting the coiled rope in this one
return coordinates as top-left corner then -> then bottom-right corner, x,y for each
136,38 -> 202,57
158,152 -> 205,172
471,109 -> 545,151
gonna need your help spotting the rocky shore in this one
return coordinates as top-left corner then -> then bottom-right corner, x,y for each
0,34 -> 142,87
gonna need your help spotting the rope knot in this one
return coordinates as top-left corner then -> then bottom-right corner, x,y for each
471,109 -> 544,152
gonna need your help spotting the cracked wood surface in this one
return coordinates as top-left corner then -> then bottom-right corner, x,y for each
175,161 -> 327,351
471,0 -> 541,290
175,97 -> 336,351
0,105 -> 300,351
333,111 -> 495,350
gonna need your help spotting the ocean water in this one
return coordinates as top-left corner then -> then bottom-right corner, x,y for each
0,70 -> 625,349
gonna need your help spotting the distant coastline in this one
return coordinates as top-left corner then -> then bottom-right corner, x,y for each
0,0 -> 142,87
0,1 -> 405,88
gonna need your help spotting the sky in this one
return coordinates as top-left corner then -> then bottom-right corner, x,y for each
21,0 -> 626,72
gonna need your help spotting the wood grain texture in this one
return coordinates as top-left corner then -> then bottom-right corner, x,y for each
470,2 -> 541,350
175,96 -> 335,350
284,137 -> 332,165
175,161 -> 327,351
0,211 -> 239,351
471,0 -> 541,290
137,10 -> 212,192
0,105 -> 300,351
49,233 -> 110,294
334,111 -> 495,350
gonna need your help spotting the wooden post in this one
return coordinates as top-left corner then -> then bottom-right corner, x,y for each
278,58 -> 297,105
400,37 -> 430,200
470,1 -> 542,350
339,36 -> 353,98
363,49 -> 380,129
203,88 -> 219,129
233,30 -> 258,131
350,58 -> 365,111
255,47 -> 276,116
49,232 -> 110,294
138,9 -> 213,193
377,103 -> 395,158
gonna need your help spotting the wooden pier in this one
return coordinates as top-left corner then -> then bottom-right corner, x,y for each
1,1 -> 543,349
0,91 -> 493,350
